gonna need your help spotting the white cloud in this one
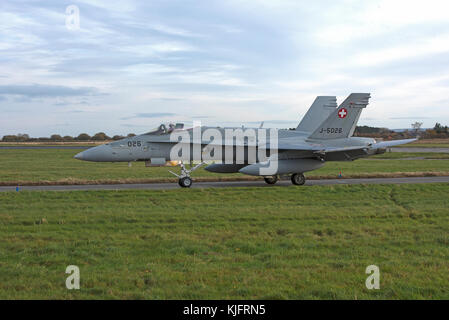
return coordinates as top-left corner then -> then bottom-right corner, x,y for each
314,0 -> 449,45
2,0 -> 449,135
76,0 -> 137,13
118,42 -> 198,57
353,33 -> 449,66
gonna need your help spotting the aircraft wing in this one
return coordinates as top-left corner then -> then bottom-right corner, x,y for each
275,138 -> 417,153
269,140 -> 324,151
146,134 -> 326,151
313,138 -> 417,153
146,134 -> 416,153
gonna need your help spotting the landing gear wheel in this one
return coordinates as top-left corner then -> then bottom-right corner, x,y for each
264,176 -> 279,185
179,177 -> 192,188
169,161 -> 205,188
291,173 -> 306,186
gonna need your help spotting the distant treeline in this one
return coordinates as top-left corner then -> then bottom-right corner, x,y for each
354,123 -> 449,139
2,123 -> 449,142
1,132 -> 136,142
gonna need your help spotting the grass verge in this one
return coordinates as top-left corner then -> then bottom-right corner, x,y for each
0,184 -> 448,299
1,149 -> 449,186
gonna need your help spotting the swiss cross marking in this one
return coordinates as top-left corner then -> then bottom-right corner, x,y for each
338,108 -> 347,118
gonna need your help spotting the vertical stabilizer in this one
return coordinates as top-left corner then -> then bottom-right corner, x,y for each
308,93 -> 370,140
297,96 -> 337,132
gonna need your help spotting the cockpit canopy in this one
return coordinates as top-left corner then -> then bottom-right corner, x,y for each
145,123 -> 184,135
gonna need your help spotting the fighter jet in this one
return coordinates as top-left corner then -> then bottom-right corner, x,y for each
74,93 -> 416,187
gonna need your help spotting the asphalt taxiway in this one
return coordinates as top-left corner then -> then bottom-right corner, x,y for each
1,176 -> 448,192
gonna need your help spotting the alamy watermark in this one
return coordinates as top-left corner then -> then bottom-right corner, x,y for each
66,265 -> 80,290
65,5 -> 80,30
365,265 -> 380,290
168,121 -> 279,175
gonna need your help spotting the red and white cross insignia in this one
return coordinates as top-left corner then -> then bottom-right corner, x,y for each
338,108 -> 347,119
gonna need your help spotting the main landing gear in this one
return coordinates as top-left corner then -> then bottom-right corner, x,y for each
263,176 -> 279,185
169,161 -> 205,188
291,173 -> 306,185
263,173 -> 306,186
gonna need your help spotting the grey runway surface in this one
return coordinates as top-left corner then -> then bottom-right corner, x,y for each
2,176 -> 449,192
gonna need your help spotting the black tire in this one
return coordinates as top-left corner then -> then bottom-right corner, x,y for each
264,176 -> 278,185
291,173 -> 306,186
179,177 -> 192,188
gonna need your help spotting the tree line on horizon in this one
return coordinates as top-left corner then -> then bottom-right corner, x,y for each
353,123 -> 449,139
1,123 -> 449,142
1,132 -> 136,142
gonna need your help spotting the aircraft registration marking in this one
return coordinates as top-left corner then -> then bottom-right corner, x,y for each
319,128 -> 343,134
127,141 -> 142,147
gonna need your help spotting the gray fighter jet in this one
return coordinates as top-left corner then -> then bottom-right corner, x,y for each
74,93 -> 416,187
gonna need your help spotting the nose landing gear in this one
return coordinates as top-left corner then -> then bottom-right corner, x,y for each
169,161 -> 205,188
178,176 -> 192,188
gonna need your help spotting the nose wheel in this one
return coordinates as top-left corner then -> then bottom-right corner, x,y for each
178,176 -> 192,188
291,173 -> 306,185
169,161 -> 205,188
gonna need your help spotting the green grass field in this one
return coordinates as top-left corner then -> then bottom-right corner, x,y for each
1,149 -> 449,185
0,184 -> 448,299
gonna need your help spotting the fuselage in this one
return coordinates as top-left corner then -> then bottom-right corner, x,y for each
74,125 -> 379,165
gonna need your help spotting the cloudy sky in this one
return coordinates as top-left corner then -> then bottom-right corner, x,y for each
1,0 -> 449,137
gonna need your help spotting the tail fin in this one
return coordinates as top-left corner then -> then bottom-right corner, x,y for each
297,96 -> 337,132
308,93 -> 370,140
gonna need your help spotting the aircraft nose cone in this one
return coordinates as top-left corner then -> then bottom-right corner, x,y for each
72,145 -> 112,162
